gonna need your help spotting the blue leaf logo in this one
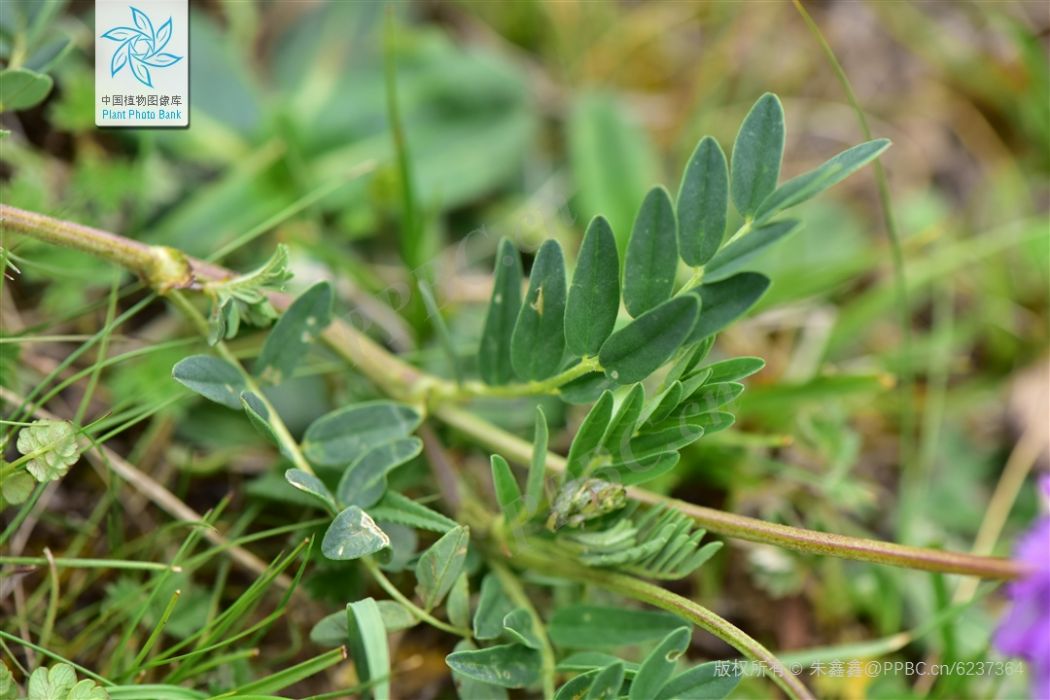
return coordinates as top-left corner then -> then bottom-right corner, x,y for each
100,6 -> 182,89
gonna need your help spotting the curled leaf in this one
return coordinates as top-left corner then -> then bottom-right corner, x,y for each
321,506 -> 390,561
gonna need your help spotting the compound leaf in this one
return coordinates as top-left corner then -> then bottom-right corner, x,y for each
599,296 -> 699,385
172,355 -> 245,409
511,240 -> 567,380
623,186 -> 678,317
337,437 -> 423,508
474,573 -> 515,640
416,525 -> 470,611
686,272 -> 770,343
479,238 -> 523,385
566,216 -> 620,357
655,661 -> 740,700
586,662 -> 626,700
254,281 -> 332,384
445,644 -> 542,689
755,138 -> 891,221
491,454 -> 523,522
322,506 -> 390,561
284,469 -> 336,512
704,219 -> 800,282
524,406 -> 549,517
565,390 -> 614,479
629,627 -> 692,700
549,605 -> 687,648
303,401 -> 421,466
677,136 -> 728,266
730,93 -> 784,218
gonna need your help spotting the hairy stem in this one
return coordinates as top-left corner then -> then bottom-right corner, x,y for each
436,405 -> 1025,579
505,542 -> 815,700
2,204 -> 1026,581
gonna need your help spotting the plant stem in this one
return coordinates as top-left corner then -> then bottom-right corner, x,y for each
439,356 -> 601,400
674,218 -> 751,296
723,218 -> 753,247
490,560 -> 557,699
954,428 -> 1042,603
676,266 -> 705,297
0,205 -> 194,292
2,204 -> 1027,581
362,557 -> 473,638
505,541 -> 815,700
435,404 -> 1025,579
168,291 -> 315,476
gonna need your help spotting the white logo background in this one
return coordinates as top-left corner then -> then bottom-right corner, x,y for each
95,0 -> 189,127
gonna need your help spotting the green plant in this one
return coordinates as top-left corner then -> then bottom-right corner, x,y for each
0,419 -> 77,505
12,661 -> 108,700
3,88 -> 1030,700
0,0 -> 73,117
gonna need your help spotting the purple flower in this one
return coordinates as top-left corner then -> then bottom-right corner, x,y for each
995,475 -> 1050,699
